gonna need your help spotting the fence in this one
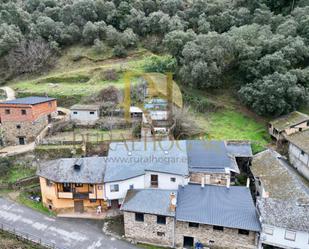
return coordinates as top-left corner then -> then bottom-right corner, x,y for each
0,220 -> 65,249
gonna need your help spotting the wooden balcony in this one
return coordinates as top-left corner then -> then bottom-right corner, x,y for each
58,192 -> 73,199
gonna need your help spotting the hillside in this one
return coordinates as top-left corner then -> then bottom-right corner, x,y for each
6,45 -> 270,152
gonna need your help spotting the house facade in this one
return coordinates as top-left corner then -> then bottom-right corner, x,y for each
0,96 -> 57,145
121,184 -> 260,249
37,157 -> 107,213
104,140 -> 189,207
70,104 -> 100,125
250,149 -> 309,249
286,129 -> 309,180
268,111 -> 309,140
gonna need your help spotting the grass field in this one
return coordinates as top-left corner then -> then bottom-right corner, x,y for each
0,164 -> 36,185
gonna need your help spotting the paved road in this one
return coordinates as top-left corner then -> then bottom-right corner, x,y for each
0,198 -> 136,249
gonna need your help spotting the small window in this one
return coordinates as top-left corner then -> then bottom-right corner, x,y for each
264,226 -> 274,235
299,128 -> 303,132
89,111 -> 95,115
285,230 -> 296,241
73,111 -> 78,114
135,213 -> 144,222
129,184 -> 134,189
170,177 -> 176,182
157,232 -> 165,236
16,125 -> 21,129
213,226 -> 224,231
45,179 -> 53,187
238,229 -> 250,235
75,183 -> 83,187
189,222 -> 199,228
110,184 -> 119,192
301,150 -> 305,155
157,215 -> 166,224
21,109 -> 26,115
5,109 -> 10,114
90,199 -> 97,203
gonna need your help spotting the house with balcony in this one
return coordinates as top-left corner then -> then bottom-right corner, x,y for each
0,96 -> 57,145
250,149 -> 309,249
268,111 -> 309,141
37,157 -> 106,214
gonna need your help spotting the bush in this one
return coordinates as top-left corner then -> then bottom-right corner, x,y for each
0,158 -> 11,177
112,45 -> 127,58
143,55 -> 177,73
101,69 -> 119,81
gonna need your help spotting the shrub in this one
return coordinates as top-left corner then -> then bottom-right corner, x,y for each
143,55 -> 177,73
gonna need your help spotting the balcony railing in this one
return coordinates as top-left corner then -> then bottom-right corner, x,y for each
73,192 -> 91,199
58,192 -> 73,199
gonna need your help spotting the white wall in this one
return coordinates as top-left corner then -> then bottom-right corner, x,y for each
289,143 -> 309,181
70,110 -> 99,124
144,171 -> 188,189
260,225 -> 309,249
105,175 -> 145,202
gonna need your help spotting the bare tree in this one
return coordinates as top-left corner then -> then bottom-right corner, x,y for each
6,39 -> 56,76
170,106 -> 203,139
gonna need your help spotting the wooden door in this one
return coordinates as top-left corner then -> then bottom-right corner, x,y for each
74,200 -> 84,213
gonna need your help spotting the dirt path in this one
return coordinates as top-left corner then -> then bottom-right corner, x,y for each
0,86 -> 15,101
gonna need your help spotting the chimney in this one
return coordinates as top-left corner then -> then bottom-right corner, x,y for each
246,178 -> 250,188
169,192 -> 177,212
226,177 -> 230,189
201,177 -> 205,188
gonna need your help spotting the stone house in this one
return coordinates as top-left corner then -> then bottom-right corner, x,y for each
37,157 -> 107,214
70,104 -> 100,125
121,189 -> 176,247
186,140 -> 240,186
250,149 -> 309,249
0,96 -> 57,145
268,111 -> 309,141
121,184 -> 260,249
286,129 -> 309,181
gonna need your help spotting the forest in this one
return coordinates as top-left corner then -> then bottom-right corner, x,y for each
0,0 -> 308,116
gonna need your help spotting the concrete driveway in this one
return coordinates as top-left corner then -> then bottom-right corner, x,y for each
0,198 -> 137,249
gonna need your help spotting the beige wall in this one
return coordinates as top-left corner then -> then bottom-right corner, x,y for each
39,177 -> 106,212
123,211 -> 174,247
175,221 -> 257,249
190,172 -> 230,186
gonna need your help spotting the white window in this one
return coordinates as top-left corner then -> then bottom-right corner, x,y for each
264,226 -> 274,235
110,184 -> 119,192
285,230 -> 296,241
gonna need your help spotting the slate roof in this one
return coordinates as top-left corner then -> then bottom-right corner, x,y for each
70,104 -> 100,111
104,140 -> 189,182
258,198 -> 309,233
270,111 -> 309,132
176,184 -> 261,232
121,189 -> 176,217
0,96 -> 56,105
251,149 -> 309,200
186,140 -> 239,173
37,157 -> 106,183
286,129 -> 309,155
226,141 -> 253,157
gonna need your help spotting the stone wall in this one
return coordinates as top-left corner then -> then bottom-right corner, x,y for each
123,211 -> 174,247
190,172 -> 230,186
175,221 -> 257,249
1,115 -> 48,145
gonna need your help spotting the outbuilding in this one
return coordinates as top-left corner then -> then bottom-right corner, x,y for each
70,104 -> 100,125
